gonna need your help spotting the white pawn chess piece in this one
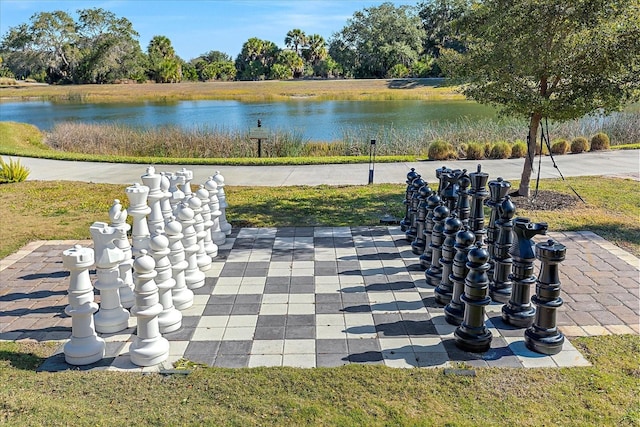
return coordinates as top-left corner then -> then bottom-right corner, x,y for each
141,166 -> 165,236
159,173 -> 173,222
165,216 -> 194,310
176,167 -> 194,197
125,182 -> 151,257
130,250 -> 170,367
213,171 -> 232,236
205,176 -> 226,246
197,184 -> 218,259
108,199 -> 135,309
176,201 -> 205,289
189,195 -> 212,271
149,234 -> 182,333
166,172 -> 185,213
90,222 -> 130,334
62,245 -> 105,365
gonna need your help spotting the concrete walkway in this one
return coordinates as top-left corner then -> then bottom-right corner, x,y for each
16,149 -> 640,186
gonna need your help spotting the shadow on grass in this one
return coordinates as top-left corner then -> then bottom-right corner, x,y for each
0,342 -> 55,371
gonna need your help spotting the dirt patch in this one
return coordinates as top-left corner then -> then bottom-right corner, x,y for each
509,190 -> 581,211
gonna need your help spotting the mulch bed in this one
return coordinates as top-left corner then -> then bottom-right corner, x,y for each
509,190 -> 581,211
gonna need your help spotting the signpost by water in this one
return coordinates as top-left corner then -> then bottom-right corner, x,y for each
368,139 -> 376,184
249,119 -> 268,158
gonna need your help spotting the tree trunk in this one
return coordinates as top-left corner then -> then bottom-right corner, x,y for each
517,113 -> 542,197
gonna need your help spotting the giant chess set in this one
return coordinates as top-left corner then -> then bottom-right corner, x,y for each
57,164 -> 581,369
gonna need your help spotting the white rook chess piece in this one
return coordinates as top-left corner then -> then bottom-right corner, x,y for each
142,166 -> 165,236
62,245 -> 105,365
166,172 -> 185,213
197,184 -> 218,259
189,195 -> 212,271
165,216 -> 194,310
149,234 -> 182,333
205,176 -> 226,246
90,222 -> 130,334
177,201 -> 205,289
108,199 -> 135,309
177,167 -> 194,197
125,182 -> 151,257
213,171 -> 232,236
130,250 -> 170,367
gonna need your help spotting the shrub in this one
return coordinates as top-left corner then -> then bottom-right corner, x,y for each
465,142 -> 485,160
590,132 -> 610,151
511,140 -> 527,158
0,157 -> 30,183
489,141 -> 512,159
570,137 -> 589,154
550,139 -> 569,154
534,140 -> 549,155
484,142 -> 493,158
427,140 -> 457,160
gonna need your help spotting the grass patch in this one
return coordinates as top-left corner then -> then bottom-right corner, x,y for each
1,176 -> 638,259
0,336 -> 637,425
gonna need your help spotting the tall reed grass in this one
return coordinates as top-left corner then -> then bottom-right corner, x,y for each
45,111 -> 638,159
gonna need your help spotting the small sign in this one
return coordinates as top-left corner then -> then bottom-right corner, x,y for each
249,127 -> 269,140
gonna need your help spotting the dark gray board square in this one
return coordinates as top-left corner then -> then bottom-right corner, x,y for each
194,282 -> 215,294
266,277 -> 290,285
202,304 -> 233,316
341,304 -> 372,313
245,261 -> 271,270
290,276 -> 314,286
313,237 -> 334,248
219,340 -> 253,355
289,285 -> 315,294
231,304 -> 261,315
294,227 -> 315,237
293,251 -> 314,261
235,294 -> 263,304
316,339 -> 348,354
285,325 -> 315,339
257,315 -> 287,327
254,326 -> 285,340
348,338 -> 381,353
316,303 -> 344,314
276,227 -> 296,237
315,293 -> 342,304
286,314 -> 315,326
244,269 -> 269,277
214,354 -> 249,368
208,295 -> 237,305
163,326 -> 196,341
185,340 -> 222,355
264,284 -> 290,294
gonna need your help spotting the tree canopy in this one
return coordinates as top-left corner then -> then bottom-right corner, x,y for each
440,0 -> 640,196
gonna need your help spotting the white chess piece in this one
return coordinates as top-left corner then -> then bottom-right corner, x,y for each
125,182 -> 151,257
130,250 -> 170,367
90,222 -> 130,334
176,167 -> 194,197
141,166 -> 165,236
205,176 -> 226,245
176,201 -> 205,289
108,199 -> 135,309
197,184 -> 218,259
149,234 -> 182,333
189,195 -> 212,271
213,171 -> 232,236
62,245 -> 105,365
165,216 -> 194,310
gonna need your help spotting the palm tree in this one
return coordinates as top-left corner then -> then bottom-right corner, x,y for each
285,29 -> 307,56
304,34 -> 327,66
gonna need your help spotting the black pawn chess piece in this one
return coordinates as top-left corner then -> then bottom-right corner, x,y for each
411,182 -> 433,255
444,226 -> 476,325
434,214 -> 462,305
525,239 -> 567,355
425,205 -> 449,286
406,178 -> 425,242
489,195 -> 516,303
502,217 -> 548,328
454,241 -> 492,353
419,191 -> 441,269
486,177 -> 511,286
400,169 -> 420,232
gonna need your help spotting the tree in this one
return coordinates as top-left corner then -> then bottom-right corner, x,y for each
440,0 -> 640,196
328,2 -> 425,78
235,37 -> 279,80
303,34 -> 328,68
191,50 -> 235,81
285,29 -> 307,55
75,8 -> 144,83
418,0 -> 469,58
274,49 -> 304,79
147,35 -> 181,82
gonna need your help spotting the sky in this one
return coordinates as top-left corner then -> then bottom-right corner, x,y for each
0,0 -> 417,61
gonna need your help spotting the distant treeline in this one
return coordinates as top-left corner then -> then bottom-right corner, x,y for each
0,1 -> 469,84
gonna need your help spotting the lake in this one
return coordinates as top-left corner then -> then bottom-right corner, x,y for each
0,99 -> 497,141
